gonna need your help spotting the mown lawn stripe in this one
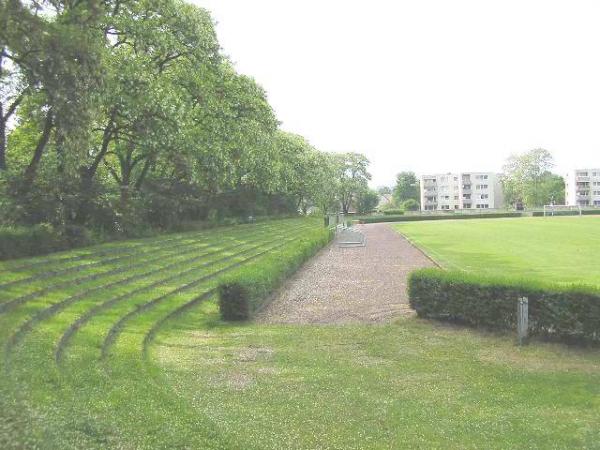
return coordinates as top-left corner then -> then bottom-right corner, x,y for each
0,222 -> 258,274
2,224 -> 310,368
0,221 -> 281,292
53,224 -> 311,364
0,222 -> 288,314
99,229 -> 308,361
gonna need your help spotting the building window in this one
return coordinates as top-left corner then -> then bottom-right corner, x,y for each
463,203 -> 471,208
463,184 -> 471,190
476,184 -> 488,190
463,194 -> 471,199
480,194 -> 488,199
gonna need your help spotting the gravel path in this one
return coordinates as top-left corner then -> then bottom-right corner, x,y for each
256,223 -> 435,324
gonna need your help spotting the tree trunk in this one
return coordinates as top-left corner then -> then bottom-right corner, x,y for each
0,113 -> 5,171
23,113 -> 54,185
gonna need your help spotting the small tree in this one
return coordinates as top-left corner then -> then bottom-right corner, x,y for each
401,199 -> 420,211
355,188 -> 379,214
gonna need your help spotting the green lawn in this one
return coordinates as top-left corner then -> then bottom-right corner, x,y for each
395,216 -> 600,286
1,217 -> 599,449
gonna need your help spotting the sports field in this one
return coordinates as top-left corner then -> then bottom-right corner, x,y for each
395,216 -> 600,286
1,217 -> 599,449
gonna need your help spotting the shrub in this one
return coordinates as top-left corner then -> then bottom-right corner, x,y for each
408,268 -> 600,344
360,212 -> 522,224
0,224 -> 67,260
401,199 -> 420,211
218,226 -> 333,320
383,209 -> 405,216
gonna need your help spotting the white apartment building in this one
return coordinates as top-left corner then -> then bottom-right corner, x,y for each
420,172 -> 504,211
565,169 -> 600,207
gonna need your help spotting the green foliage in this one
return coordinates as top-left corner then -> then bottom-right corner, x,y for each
355,188 -> 379,214
219,227 -> 333,320
393,171 -> 420,205
0,1 -> 372,237
408,268 -> 600,344
502,149 -> 564,207
0,223 -> 94,260
334,152 -> 371,214
361,212 -> 522,223
401,198 -> 420,211
382,209 -> 405,215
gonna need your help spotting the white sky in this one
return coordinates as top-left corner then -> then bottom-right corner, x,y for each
191,0 -> 600,187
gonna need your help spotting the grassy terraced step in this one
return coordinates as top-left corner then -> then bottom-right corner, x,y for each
2,223 -> 315,367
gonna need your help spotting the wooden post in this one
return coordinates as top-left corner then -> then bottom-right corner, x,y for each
517,297 -> 529,345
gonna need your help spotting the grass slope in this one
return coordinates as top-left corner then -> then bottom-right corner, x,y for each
1,216 -> 599,448
394,216 -> 600,286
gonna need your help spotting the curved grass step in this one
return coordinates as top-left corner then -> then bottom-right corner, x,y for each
2,224 -> 303,368
0,221 -> 283,294
0,222 -> 287,314
84,229 -> 308,363
99,232 -> 307,364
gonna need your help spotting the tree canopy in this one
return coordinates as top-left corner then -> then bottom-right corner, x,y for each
0,0 -> 371,232
393,171 -> 420,206
501,149 -> 564,207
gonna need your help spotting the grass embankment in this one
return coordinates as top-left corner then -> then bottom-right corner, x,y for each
0,218 -> 329,448
395,216 -> 600,286
1,216 -> 599,448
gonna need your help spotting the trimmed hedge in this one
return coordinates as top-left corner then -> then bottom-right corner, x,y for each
382,209 -> 404,216
0,224 -> 94,261
532,209 -> 600,217
360,212 -> 522,224
408,268 -> 600,344
218,226 -> 334,320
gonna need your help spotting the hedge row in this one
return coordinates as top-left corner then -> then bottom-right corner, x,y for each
218,226 -> 334,320
0,224 -> 95,261
531,209 -> 600,217
408,268 -> 600,344
360,212 -> 523,224
382,209 -> 405,216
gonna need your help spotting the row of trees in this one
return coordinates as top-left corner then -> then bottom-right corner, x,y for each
0,0 -> 371,233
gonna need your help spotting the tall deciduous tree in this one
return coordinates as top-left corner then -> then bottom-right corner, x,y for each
501,148 -> 560,207
393,171 -> 419,205
335,153 -> 371,214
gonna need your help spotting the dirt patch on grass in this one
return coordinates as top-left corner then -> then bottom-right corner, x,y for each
257,223 -> 433,324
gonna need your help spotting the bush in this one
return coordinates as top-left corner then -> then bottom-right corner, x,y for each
408,268 -> 600,345
383,209 -> 405,216
218,226 -> 333,320
0,224 -> 95,260
402,199 -> 420,211
360,212 -> 522,224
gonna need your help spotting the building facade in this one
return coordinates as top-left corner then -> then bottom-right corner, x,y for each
420,172 -> 504,211
565,169 -> 600,207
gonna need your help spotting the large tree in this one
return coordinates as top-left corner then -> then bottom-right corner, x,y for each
501,148 -> 561,207
335,152 -> 371,214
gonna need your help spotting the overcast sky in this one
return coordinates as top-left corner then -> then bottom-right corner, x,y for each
191,0 -> 600,187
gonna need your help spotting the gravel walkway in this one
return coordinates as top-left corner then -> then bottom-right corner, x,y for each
256,223 -> 434,324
